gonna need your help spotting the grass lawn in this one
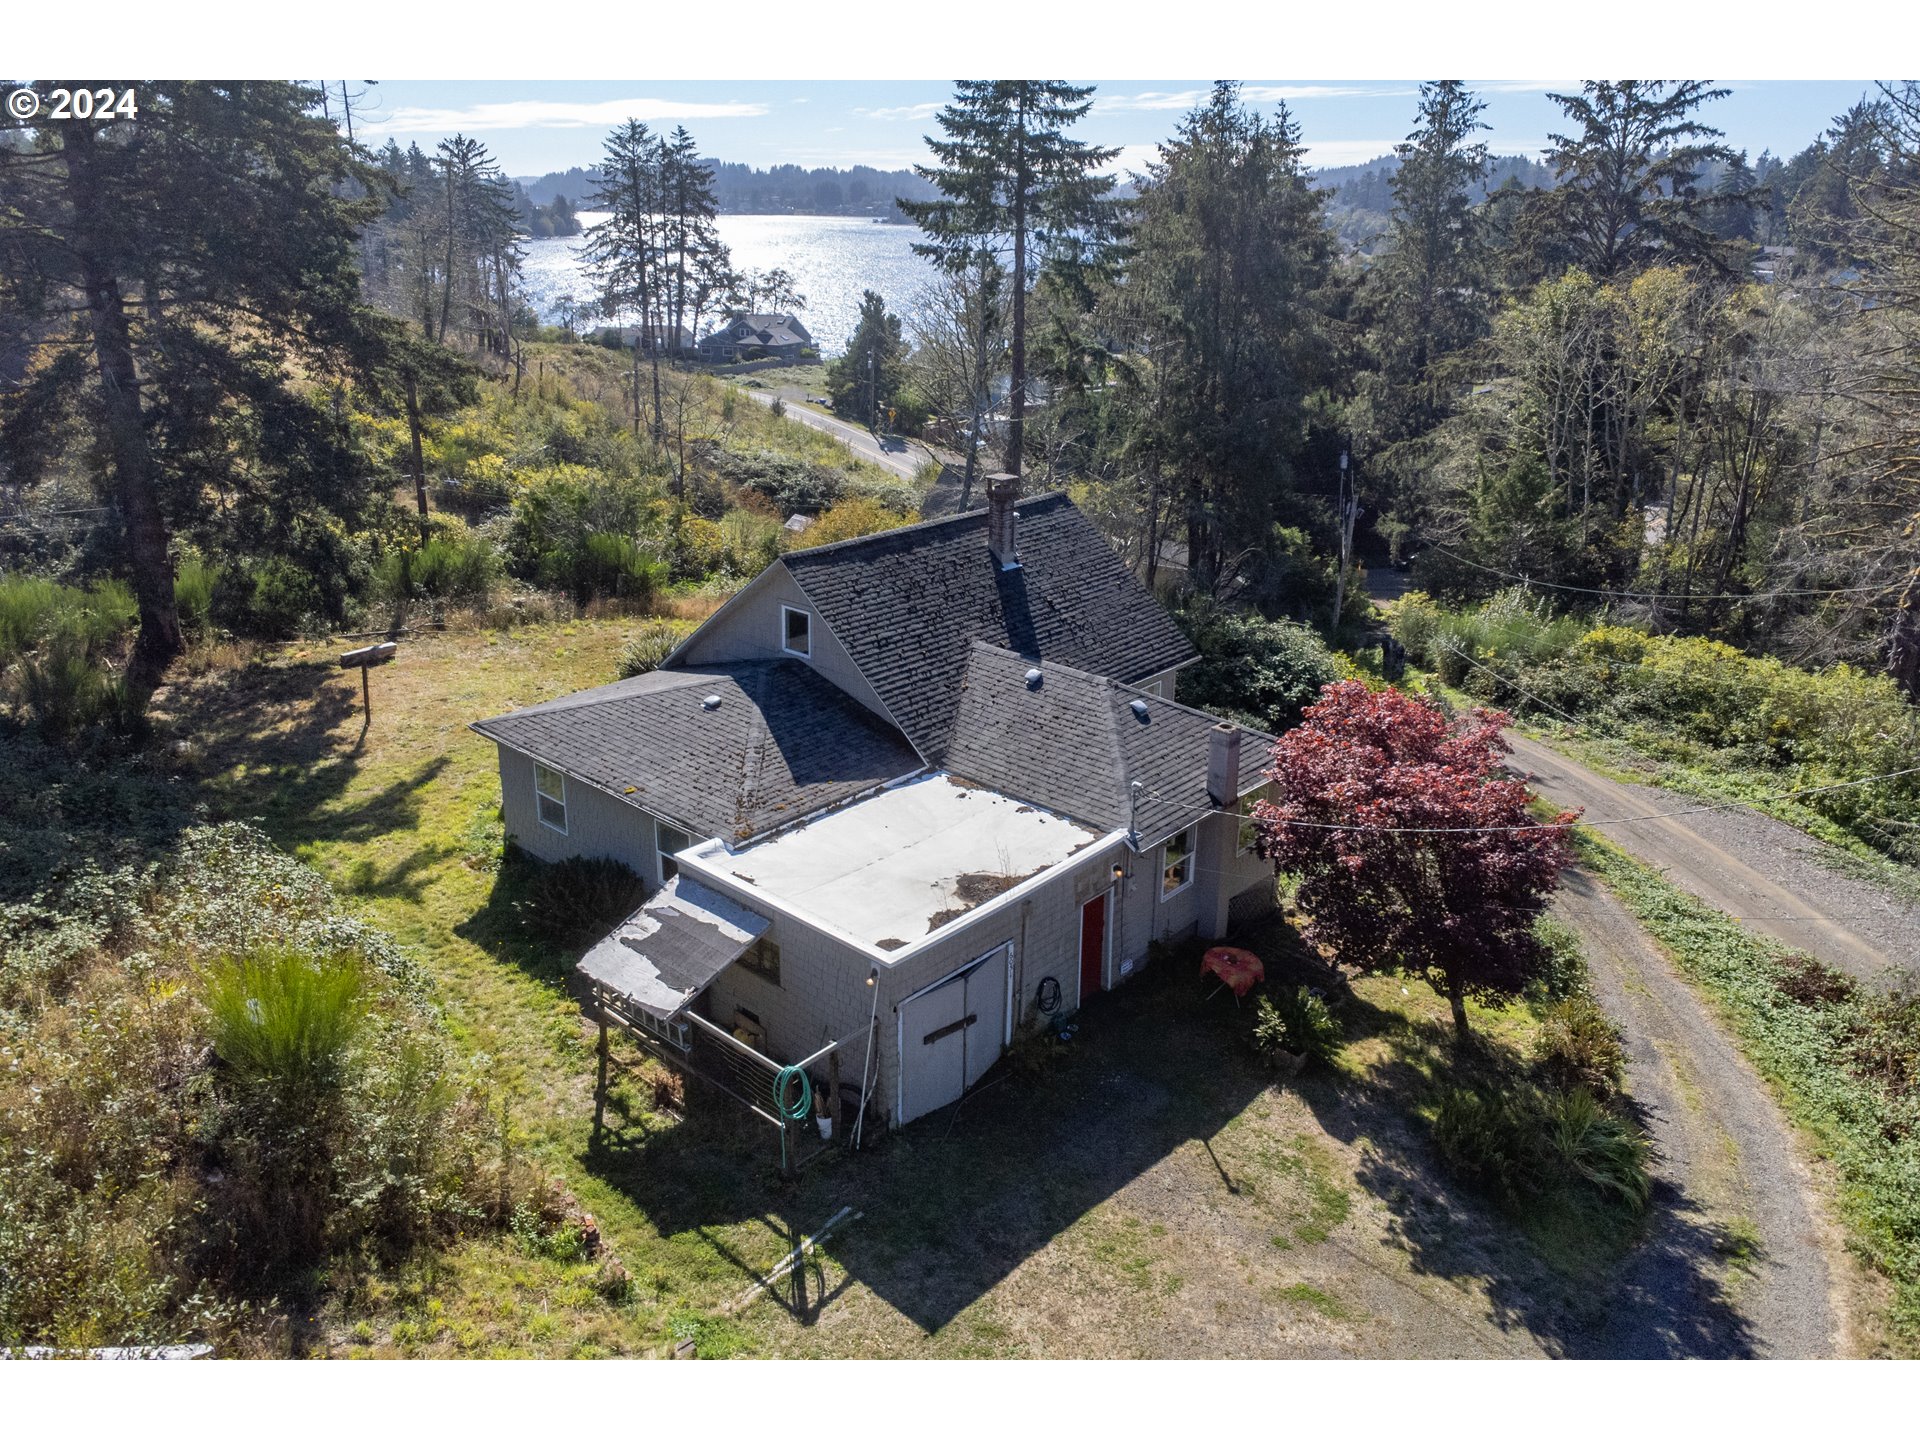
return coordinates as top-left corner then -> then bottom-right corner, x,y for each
155,618 -> 1651,1356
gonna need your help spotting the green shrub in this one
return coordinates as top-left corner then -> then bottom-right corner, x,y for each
1545,1086 -> 1652,1213
173,558 -> 216,639
204,947 -> 365,1093
1532,994 -> 1627,1098
379,529 -> 500,608
1251,985 -> 1343,1065
618,620 -> 691,678
1431,1085 -> 1549,1212
0,574 -> 136,667
212,555 -> 323,640
510,851 -> 650,949
1174,601 -> 1341,733
17,637 -> 128,738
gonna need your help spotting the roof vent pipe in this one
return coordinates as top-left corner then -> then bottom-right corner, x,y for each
1207,722 -> 1242,810
986,471 -> 1021,570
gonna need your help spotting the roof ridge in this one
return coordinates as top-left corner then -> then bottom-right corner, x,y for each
782,489 -> 1072,563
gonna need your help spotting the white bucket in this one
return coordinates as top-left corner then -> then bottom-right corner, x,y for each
817,1116 -> 834,1140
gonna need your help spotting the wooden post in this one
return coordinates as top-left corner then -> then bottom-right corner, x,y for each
594,1016 -> 610,1138
360,663 -> 371,724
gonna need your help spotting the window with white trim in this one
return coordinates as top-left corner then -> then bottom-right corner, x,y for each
534,763 -> 568,834
1238,783 -> 1276,856
781,605 -> 811,658
1161,826 -> 1195,898
656,821 -> 690,884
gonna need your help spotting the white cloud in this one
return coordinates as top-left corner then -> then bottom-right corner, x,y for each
1098,84 -> 1416,113
380,97 -> 768,132
855,101 -> 944,122
1099,142 -> 1163,177
1467,79 -> 1576,95
1303,138 -> 1406,167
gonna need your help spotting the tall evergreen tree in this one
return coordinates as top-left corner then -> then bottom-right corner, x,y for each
1525,81 -> 1753,279
1357,81 -> 1493,545
901,81 -> 1117,479
827,291 -> 906,427
1110,82 -> 1335,595
0,81 -> 440,703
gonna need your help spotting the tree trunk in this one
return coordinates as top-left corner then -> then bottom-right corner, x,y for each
405,371 -> 429,530
1446,975 -> 1472,1042
1007,117 -> 1027,480
1889,564 -> 1920,701
68,125 -> 182,701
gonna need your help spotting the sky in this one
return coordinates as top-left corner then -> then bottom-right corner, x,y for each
342,80 -> 1886,179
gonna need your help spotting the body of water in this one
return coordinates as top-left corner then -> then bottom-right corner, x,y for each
518,213 -> 934,357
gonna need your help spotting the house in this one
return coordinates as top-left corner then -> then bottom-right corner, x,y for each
472,476 -> 1279,1130
698,313 -> 815,363
605,323 -> 697,356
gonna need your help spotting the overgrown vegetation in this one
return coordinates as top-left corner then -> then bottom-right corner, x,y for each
1579,833 -> 1920,1349
0,739 -> 557,1349
1392,589 -> 1920,862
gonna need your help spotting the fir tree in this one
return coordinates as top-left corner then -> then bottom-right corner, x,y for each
900,81 -> 1117,479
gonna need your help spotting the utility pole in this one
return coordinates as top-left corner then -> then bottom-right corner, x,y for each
1333,448 -> 1358,629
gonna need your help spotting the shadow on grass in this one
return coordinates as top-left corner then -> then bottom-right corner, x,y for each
1281,955 -> 1758,1359
165,657 -> 452,858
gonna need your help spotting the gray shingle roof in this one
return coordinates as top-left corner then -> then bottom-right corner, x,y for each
473,660 -> 921,842
944,642 -> 1278,847
781,492 -> 1197,761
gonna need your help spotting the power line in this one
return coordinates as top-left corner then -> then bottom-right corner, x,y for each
1142,762 -> 1920,837
1422,543 -> 1905,603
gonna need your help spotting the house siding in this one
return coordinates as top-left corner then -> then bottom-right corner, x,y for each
687,839 -> 1125,1125
676,563 -> 900,733
497,743 -> 663,881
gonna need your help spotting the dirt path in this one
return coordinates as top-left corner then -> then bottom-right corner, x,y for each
1552,868 -> 1842,1357
1506,733 -> 1911,985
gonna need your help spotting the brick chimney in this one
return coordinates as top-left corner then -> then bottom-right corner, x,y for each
986,471 -> 1020,570
1207,723 -> 1242,810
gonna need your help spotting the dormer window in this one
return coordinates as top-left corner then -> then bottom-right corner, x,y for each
781,605 -> 811,658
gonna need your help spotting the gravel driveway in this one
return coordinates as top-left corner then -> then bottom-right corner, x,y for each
1507,733 -> 1918,988
1552,868 -> 1842,1357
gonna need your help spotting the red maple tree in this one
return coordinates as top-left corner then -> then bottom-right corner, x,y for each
1252,680 -> 1578,1039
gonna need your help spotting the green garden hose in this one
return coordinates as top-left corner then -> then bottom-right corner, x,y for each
774,1064 -> 812,1121
775,1064 -> 812,1171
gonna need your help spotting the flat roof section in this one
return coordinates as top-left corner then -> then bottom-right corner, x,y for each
705,774 -> 1104,953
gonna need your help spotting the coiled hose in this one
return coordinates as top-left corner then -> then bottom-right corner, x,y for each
776,1064 -> 813,1170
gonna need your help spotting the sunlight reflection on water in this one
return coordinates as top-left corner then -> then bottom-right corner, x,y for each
518,213 -> 933,356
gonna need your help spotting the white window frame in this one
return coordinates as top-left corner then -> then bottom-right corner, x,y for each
656,820 -> 691,886
1161,826 -> 1196,900
780,605 -> 812,658
534,762 -> 568,835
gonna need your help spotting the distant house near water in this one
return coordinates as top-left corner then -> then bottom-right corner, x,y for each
698,312 -> 815,363
472,480 -> 1278,1135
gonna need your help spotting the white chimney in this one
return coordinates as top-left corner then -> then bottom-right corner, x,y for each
1207,723 -> 1242,810
986,471 -> 1020,570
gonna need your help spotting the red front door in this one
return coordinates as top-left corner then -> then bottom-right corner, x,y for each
1079,892 -> 1108,1002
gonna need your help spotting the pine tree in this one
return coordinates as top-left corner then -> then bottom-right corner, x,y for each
901,81 -> 1117,479
1114,82 -> 1335,594
1356,82 -> 1492,548
827,291 -> 906,427
0,81 -> 445,704
1526,81 -> 1753,279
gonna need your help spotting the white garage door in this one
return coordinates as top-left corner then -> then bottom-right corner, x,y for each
896,944 -> 1012,1126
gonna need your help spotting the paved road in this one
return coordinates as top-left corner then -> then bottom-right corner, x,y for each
743,387 -> 950,483
1505,732 -> 1906,984
1553,868 -> 1840,1357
